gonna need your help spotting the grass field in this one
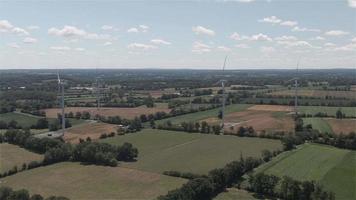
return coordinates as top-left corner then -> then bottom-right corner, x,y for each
254,144 -> 356,199
270,89 -> 356,100
0,143 -> 43,173
0,162 -> 186,200
43,106 -> 171,119
101,129 -> 282,174
302,118 -> 333,134
64,122 -> 119,143
0,112 -> 41,128
156,104 -> 251,125
214,188 -> 258,200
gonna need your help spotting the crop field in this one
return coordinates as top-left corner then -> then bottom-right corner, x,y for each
326,118 -> 356,134
64,122 -> 119,143
254,144 -> 356,199
0,162 -> 186,200
0,143 -> 43,173
269,89 -> 356,99
101,129 -> 282,174
302,118 -> 333,134
214,188 -> 257,200
203,110 -> 294,133
156,104 -> 251,125
0,112 -> 42,128
43,106 -> 171,119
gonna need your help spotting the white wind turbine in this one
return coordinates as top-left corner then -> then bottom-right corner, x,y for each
57,72 -> 65,135
220,56 -> 228,135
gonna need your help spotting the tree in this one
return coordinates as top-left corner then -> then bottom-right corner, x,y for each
261,149 -> 272,162
336,109 -> 344,119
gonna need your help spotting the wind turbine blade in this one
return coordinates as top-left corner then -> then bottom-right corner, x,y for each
222,56 -> 227,71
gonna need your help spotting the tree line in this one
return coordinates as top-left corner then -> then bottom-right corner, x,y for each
0,186 -> 69,200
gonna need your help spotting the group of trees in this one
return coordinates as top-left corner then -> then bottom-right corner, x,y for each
248,173 -> 335,200
158,156 -> 263,200
157,120 -> 222,135
0,186 -> 68,200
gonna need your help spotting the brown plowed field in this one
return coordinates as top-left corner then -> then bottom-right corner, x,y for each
326,118 -> 356,134
64,122 -> 119,143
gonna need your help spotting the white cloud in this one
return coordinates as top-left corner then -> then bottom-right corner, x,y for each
103,41 -> 112,46
292,26 -> 320,32
280,21 -> 298,27
324,30 -> 350,36
217,46 -> 231,52
75,47 -> 85,51
0,20 -> 29,35
50,46 -> 71,51
348,0 -> 356,8
260,46 -> 275,53
127,27 -> 139,33
101,25 -> 113,31
310,36 -> 325,41
235,44 -> 250,48
230,32 -> 272,41
150,39 -> 171,45
23,37 -> 38,44
48,26 -> 86,37
192,26 -> 215,36
352,37 -> 356,43
48,25 -> 111,40
192,41 -> 211,53
27,25 -> 39,30
230,0 -> 255,2
277,40 -> 313,48
331,43 -> 356,51
274,36 -> 298,41
7,43 -> 20,48
258,16 -> 281,24
139,25 -> 149,32
127,43 -> 157,50
324,42 -> 336,47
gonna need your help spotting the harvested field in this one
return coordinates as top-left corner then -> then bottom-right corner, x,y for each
0,143 -> 43,173
102,129 -> 282,174
64,122 -> 119,143
248,105 -> 293,112
0,162 -> 186,200
326,118 -> 356,134
43,106 -> 171,119
203,110 -> 294,133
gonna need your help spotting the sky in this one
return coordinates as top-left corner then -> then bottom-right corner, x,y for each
0,0 -> 355,69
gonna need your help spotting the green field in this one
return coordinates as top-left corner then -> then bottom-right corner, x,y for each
0,112 -> 87,129
255,144 -> 356,199
302,118 -> 333,134
0,143 -> 43,173
156,104 -> 251,125
0,162 -> 186,200
214,188 -> 258,200
102,129 -> 282,174
299,106 -> 356,117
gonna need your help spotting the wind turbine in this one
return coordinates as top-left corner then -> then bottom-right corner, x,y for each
288,59 -> 300,116
57,72 -> 65,136
220,56 -> 228,135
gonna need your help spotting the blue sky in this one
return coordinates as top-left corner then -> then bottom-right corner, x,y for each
0,0 -> 355,69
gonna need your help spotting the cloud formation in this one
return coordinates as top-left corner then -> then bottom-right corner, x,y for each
48,25 -> 111,40
230,33 -> 272,41
192,26 -> 215,36
150,39 -> 171,45
0,20 -> 29,35
324,30 -> 350,36
127,43 -> 157,50
192,41 -> 211,53
23,37 -> 38,44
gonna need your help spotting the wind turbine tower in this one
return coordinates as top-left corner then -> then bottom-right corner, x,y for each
294,60 -> 300,116
57,73 -> 65,135
220,56 -> 227,135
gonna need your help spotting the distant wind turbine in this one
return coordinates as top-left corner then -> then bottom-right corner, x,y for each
57,72 -> 65,135
220,56 -> 228,135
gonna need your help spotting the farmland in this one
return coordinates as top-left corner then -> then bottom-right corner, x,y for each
302,118 -> 333,134
64,122 -> 119,143
101,129 -> 282,174
0,143 -> 43,173
43,106 -> 171,119
214,188 -> 258,200
254,143 -> 356,199
326,118 -> 356,134
269,89 -> 356,100
0,162 -> 186,199
156,104 -> 251,125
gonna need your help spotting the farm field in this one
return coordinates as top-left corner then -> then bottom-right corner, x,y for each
0,143 -> 43,173
254,143 -> 356,199
269,89 -> 356,99
64,122 -> 119,143
43,106 -> 171,119
203,110 -> 294,133
101,129 -> 282,174
302,118 -> 333,134
214,188 -> 258,200
0,162 -> 186,200
326,118 -> 356,134
156,104 -> 251,125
